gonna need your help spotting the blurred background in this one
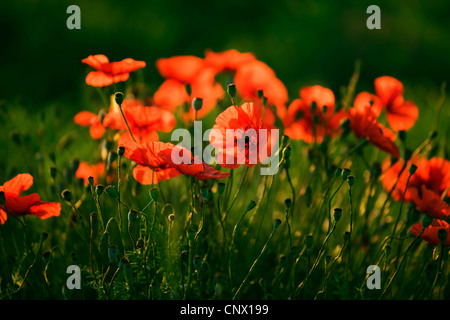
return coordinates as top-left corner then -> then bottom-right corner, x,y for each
1,0 -> 449,108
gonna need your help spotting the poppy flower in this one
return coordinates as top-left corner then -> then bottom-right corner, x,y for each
154,56 -> 224,120
75,162 -> 106,186
209,102 -> 277,169
102,98 -> 176,144
233,59 -> 288,119
354,76 -> 419,131
349,104 -> 400,159
82,54 -> 146,87
0,174 -> 61,224
204,49 -> 256,74
381,157 -> 450,219
410,219 -> 450,246
283,85 -> 347,143
122,141 -> 229,184
74,110 -> 106,140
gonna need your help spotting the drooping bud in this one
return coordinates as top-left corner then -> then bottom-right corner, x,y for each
421,215 -> 434,230
61,189 -> 72,202
168,213 -> 175,221
40,232 -> 49,242
246,200 -> 257,212
227,83 -> 236,99
118,146 -> 125,157
409,164 -> 417,175
273,218 -> 282,229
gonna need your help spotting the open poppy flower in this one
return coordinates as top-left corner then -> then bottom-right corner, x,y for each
0,174 -> 61,224
204,49 -> 256,74
75,161 -> 106,186
154,56 -> 224,121
233,59 -> 288,120
283,85 -> 347,144
74,110 -> 106,140
102,98 -> 176,144
82,54 -> 146,87
410,219 -> 450,246
122,141 -> 229,184
209,102 -> 277,169
381,156 -> 450,219
349,104 -> 400,159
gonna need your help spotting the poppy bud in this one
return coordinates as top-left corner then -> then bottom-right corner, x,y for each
227,83 -> 236,99
343,231 -> 351,241
333,208 -> 342,222
273,218 -> 282,229
108,245 -> 119,263
422,215 -> 434,230
347,175 -> 355,187
200,187 -> 209,201
168,213 -> 176,221
88,176 -> 94,187
186,229 -> 196,242
40,232 -> 48,242
304,234 -> 314,250
438,228 -> 447,244
0,191 -> 5,206
114,92 -> 124,106
149,187 -> 159,203
95,184 -> 105,196
218,182 -> 226,196
128,210 -> 139,224
246,200 -> 257,212
105,185 -> 118,199
398,130 -> 407,142
136,238 -> 144,249
50,167 -> 57,179
118,146 -> 125,157
409,164 -> 417,175
341,168 -> 351,181
257,89 -> 264,99
192,97 -> 203,111
284,198 -> 292,209
61,189 -> 72,202
185,83 -> 192,97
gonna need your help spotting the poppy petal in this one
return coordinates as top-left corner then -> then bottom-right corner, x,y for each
28,201 -> 61,219
3,173 -> 34,196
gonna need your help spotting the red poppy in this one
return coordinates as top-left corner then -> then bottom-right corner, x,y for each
283,85 -> 347,143
74,110 -> 106,140
410,219 -> 450,246
354,76 -> 418,131
102,98 -> 176,144
381,157 -> 450,219
204,49 -> 256,74
349,104 -> 400,159
122,141 -> 229,184
75,162 -> 106,186
0,174 -> 61,224
82,54 -> 146,87
210,102 -> 276,169
234,59 -> 288,119
154,57 -> 224,121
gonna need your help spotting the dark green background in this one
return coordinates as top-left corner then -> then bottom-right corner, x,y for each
1,0 -> 449,107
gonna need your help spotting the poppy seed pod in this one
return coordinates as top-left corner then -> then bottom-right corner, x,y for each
334,167 -> 343,178
168,213 -> 175,221
409,164 -> 418,175
40,232 -> 48,242
192,97 -> 203,111
284,198 -> 292,209
273,218 -> 282,229
105,185 -> 118,199
185,83 -> 192,97
128,210 -> 139,224
227,83 -> 236,99
95,184 -> 105,196
341,168 -> 351,181
347,175 -> 355,187
61,189 -> 72,202
114,92 -> 124,106
87,176 -> 94,187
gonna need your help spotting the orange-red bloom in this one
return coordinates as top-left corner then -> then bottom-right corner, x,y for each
204,49 -> 256,74
349,104 -> 400,159
354,76 -> 419,131
283,85 -> 347,143
82,54 -> 146,87
381,157 -> 450,219
154,56 -> 224,121
74,110 -> 106,140
75,162 -> 105,186
0,174 -> 61,224
122,141 -> 229,184
210,102 -> 276,169
410,219 -> 450,246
